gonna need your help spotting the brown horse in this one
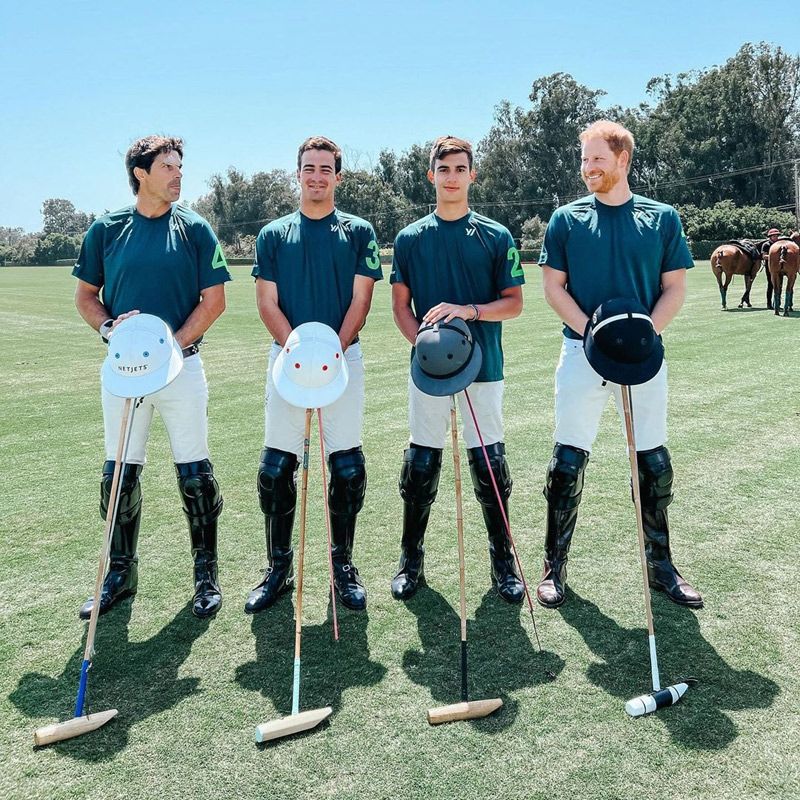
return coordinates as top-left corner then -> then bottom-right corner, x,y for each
768,236 -> 800,316
710,243 -> 762,309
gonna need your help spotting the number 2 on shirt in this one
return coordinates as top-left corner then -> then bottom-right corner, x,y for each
508,246 -> 523,278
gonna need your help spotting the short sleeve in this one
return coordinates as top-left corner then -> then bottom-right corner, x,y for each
355,221 -> 384,281
538,211 -> 569,272
661,209 -> 694,272
390,230 -> 410,285
252,227 -> 277,281
495,226 -> 525,289
194,219 -> 231,289
72,221 -> 105,287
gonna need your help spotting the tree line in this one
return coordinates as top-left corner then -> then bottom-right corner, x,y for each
3,42 -> 798,265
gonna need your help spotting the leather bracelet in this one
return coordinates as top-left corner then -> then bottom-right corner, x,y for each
468,304 -> 480,321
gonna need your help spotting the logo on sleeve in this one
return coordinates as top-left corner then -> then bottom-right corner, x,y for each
212,243 -> 228,270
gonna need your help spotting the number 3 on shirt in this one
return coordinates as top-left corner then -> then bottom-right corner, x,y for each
508,246 -> 523,278
365,240 -> 381,271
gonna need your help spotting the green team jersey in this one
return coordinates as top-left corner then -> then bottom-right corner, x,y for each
73,204 -> 231,335
539,194 -> 693,339
252,209 -> 382,332
391,211 -> 524,382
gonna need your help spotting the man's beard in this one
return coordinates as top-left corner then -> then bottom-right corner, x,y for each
583,168 -> 622,194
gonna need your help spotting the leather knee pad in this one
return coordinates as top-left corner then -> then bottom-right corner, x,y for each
328,447 -> 367,516
399,444 -> 443,507
467,443 -> 512,507
543,444 -> 589,510
637,446 -> 673,510
100,461 -> 143,523
176,460 -> 223,524
257,448 -> 298,516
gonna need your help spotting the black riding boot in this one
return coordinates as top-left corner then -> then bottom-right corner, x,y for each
79,462 -> 143,619
638,447 -> 703,608
245,448 -> 297,614
391,445 -> 442,600
177,460 -> 224,619
468,443 -> 523,604
329,447 -> 368,610
537,444 -> 588,609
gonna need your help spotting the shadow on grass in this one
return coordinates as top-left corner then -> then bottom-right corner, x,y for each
559,589 -> 779,750
400,585 -> 564,732
10,601 -> 209,760
235,595 -> 387,740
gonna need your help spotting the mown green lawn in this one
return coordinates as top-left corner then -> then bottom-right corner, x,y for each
1,263 -> 797,800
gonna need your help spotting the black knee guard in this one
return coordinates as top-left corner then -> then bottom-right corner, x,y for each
176,460 -> 223,523
80,461 -> 144,619
328,447 -> 367,515
328,448 -> 368,609
392,445 -> 443,601
176,460 -> 223,618
257,448 -> 298,516
468,444 -> 523,603
399,444 -> 443,507
637,446 -> 673,510
467,443 -> 512,507
101,460 -> 143,523
543,444 -> 589,510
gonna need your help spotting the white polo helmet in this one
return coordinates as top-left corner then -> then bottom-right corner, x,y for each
272,322 -> 349,409
101,314 -> 184,398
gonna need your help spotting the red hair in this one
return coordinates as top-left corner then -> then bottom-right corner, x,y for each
579,120 -> 634,168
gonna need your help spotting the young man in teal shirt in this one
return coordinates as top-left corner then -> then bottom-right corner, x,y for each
247,136 -> 382,614
73,135 -> 231,620
537,119 -> 703,610
390,136 -> 525,603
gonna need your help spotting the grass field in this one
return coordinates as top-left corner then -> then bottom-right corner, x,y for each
1,264 -> 798,800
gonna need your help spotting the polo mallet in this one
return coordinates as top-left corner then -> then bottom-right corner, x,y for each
34,396 -> 138,746
462,388 -> 543,653
34,314 -> 183,746
317,408 -> 339,641
255,408 -> 333,743
621,385 -> 696,717
427,400 -> 503,725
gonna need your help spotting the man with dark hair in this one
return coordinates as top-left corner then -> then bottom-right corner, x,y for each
246,135 -> 382,614
536,119 -> 702,610
124,135 -> 185,194
390,135 -> 525,603
296,135 -> 343,174
73,135 -> 231,620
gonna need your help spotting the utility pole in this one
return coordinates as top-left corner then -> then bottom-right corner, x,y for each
794,160 -> 800,231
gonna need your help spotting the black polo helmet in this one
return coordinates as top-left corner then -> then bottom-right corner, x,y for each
411,317 -> 483,397
583,298 -> 664,386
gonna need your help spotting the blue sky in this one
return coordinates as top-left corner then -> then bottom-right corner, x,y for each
1,0 -> 798,232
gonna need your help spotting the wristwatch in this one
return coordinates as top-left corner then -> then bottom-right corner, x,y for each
99,319 -> 114,344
